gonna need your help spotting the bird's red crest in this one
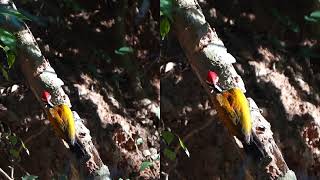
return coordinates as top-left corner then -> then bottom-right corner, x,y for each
41,91 -> 51,102
207,71 -> 219,85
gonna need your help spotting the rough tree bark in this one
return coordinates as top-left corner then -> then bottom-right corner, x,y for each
0,0 -> 111,179
171,0 -> 296,179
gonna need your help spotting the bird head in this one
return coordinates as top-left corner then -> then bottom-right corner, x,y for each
207,71 -> 219,85
41,91 -> 54,107
206,70 -> 223,93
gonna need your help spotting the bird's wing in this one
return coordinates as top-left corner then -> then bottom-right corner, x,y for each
49,106 -> 67,130
216,93 -> 240,125
59,105 -> 74,127
48,107 -> 67,139
59,104 -> 76,144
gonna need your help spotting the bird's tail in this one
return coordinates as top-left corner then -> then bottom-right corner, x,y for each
69,139 -> 90,161
243,132 -> 267,161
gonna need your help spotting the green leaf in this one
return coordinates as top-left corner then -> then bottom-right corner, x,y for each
139,161 -> 153,171
178,137 -> 190,157
1,67 -> 9,80
163,148 -> 176,161
305,11 -> 320,23
9,135 -> 17,145
20,139 -> 30,155
160,0 -> 173,20
114,46 -> 134,55
161,131 -> 174,145
7,51 -> 15,68
0,28 -> 16,50
21,175 -> 38,180
0,7 -> 30,21
310,11 -> 320,19
9,148 -> 19,158
160,17 -> 170,40
304,16 -> 319,23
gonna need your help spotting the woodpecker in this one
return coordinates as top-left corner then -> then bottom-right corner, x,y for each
41,91 -> 76,146
206,71 -> 266,160
41,91 -> 88,159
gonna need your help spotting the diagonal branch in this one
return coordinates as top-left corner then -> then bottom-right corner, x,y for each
0,0 -> 111,179
171,0 -> 296,179
0,168 -> 13,180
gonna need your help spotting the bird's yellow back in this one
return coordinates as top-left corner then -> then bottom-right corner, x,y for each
216,87 -> 252,143
47,104 -> 76,145
228,88 -> 252,136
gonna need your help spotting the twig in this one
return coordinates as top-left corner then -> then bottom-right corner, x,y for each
174,116 -> 214,154
0,168 -> 13,180
8,166 -> 13,179
166,116 -> 214,176
24,126 -> 47,145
